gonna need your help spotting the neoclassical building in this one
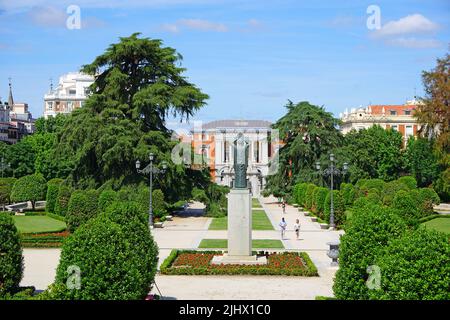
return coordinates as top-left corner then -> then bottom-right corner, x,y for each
340,99 -> 422,146
44,72 -> 94,119
189,120 -> 275,197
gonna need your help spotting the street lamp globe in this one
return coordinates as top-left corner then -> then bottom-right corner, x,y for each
135,160 -> 141,169
149,153 -> 154,161
316,161 -> 321,171
330,153 -> 335,162
343,162 -> 348,171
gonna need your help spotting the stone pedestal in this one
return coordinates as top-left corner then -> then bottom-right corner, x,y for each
227,188 -> 252,256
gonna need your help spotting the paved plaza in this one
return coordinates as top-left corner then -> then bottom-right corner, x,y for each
21,197 -> 343,299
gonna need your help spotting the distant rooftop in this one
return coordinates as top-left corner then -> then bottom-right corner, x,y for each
202,119 -> 272,130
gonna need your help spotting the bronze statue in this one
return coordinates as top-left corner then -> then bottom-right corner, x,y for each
233,132 -> 249,189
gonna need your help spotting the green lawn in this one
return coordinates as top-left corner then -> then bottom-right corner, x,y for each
422,217 -> 450,235
252,198 -> 262,208
12,215 -> 67,234
198,239 -> 284,249
209,210 -> 274,230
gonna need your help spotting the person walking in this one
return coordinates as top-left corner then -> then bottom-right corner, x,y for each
279,217 -> 287,239
294,219 -> 300,240
282,200 -> 286,214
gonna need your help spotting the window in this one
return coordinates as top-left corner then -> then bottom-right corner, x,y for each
67,101 -> 73,112
404,110 -> 411,115
406,125 -> 413,138
47,102 -> 53,111
390,110 -> 397,115
69,89 -> 76,95
254,141 -> 260,163
391,125 -> 398,131
224,141 -> 229,162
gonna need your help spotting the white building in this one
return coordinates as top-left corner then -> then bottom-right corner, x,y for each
43,72 -> 94,118
191,120 -> 275,197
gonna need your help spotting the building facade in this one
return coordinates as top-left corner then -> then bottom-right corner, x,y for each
340,100 -> 421,145
43,72 -> 94,118
0,81 -> 34,144
189,120 -> 275,197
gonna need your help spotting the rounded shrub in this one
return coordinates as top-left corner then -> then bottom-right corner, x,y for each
340,183 -> 356,206
417,188 -> 440,216
0,213 -> 23,296
66,190 -> 99,232
294,183 -> 308,207
304,184 -> 317,210
54,203 -> 158,300
54,185 -> 72,217
392,190 -> 421,225
323,190 -> 345,226
381,180 -> 409,206
397,176 -> 417,190
11,174 -> 47,210
98,189 -> 118,212
356,179 -> 385,197
369,228 -> 450,300
45,178 -> 63,213
313,187 -> 328,217
333,204 -> 406,300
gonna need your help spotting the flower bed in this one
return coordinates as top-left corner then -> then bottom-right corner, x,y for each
20,230 -> 69,248
160,250 -> 318,276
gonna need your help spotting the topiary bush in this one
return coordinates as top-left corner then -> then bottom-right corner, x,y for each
392,190 -> 421,225
323,190 -> 346,226
313,187 -> 328,218
45,178 -> 63,213
53,203 -> 158,300
0,213 -> 24,296
333,204 -> 406,300
340,183 -> 356,206
98,189 -> 118,212
369,228 -> 450,300
293,183 -> 308,207
10,174 -> 47,210
66,190 -> 99,232
0,178 -> 17,210
54,185 -> 72,217
397,176 -> 417,190
356,179 -> 385,197
304,184 -> 317,210
417,188 -> 440,216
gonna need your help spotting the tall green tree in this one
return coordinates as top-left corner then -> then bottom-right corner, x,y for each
405,137 -> 440,187
266,101 -> 342,193
52,33 -> 209,200
340,125 -> 404,183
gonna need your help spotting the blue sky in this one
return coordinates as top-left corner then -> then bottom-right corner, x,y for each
0,0 -> 448,126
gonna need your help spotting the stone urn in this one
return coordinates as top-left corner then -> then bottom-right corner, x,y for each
326,241 -> 340,266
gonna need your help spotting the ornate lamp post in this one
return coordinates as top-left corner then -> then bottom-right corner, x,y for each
136,153 -> 167,229
316,154 -> 348,230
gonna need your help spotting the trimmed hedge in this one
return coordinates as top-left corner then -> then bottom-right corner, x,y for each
97,189 -> 118,212
54,185 -> 72,217
397,176 -> 417,190
369,228 -> 450,300
293,183 -> 308,207
333,204 -> 406,300
45,178 -> 63,213
0,213 -> 24,296
323,190 -> 346,226
304,184 -> 317,210
392,190 -> 422,225
53,202 -> 158,300
340,183 -> 356,206
66,190 -> 98,232
313,187 -> 328,218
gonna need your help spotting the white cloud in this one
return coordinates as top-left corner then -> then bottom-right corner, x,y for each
159,19 -> 228,33
369,14 -> 441,50
28,5 -> 66,27
385,37 -> 442,49
373,14 -> 439,37
178,19 -> 227,32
